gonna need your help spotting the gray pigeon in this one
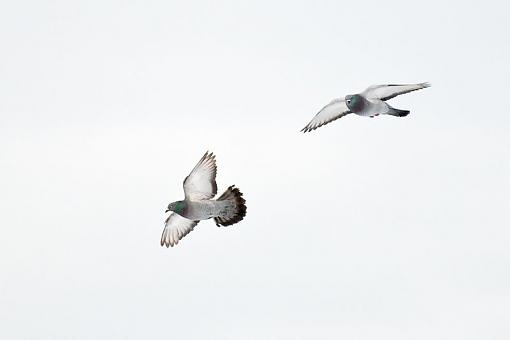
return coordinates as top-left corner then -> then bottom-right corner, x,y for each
301,82 -> 430,133
161,151 -> 247,247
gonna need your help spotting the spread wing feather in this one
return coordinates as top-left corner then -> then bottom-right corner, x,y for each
183,151 -> 217,201
301,99 -> 351,133
160,213 -> 199,247
362,82 -> 430,101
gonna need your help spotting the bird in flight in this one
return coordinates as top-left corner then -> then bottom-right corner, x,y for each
301,82 -> 430,133
161,151 -> 247,247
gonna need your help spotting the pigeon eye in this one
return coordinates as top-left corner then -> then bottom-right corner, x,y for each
347,100 -> 351,104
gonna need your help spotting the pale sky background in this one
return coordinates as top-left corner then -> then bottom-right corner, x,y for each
1,0 -> 509,339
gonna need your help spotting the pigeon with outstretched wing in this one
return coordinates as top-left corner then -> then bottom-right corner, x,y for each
301,82 -> 430,133
161,152 -> 247,247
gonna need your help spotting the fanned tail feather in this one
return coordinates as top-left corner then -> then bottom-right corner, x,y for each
214,185 -> 247,227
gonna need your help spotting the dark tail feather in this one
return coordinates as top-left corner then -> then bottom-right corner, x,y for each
214,185 -> 247,227
388,108 -> 410,117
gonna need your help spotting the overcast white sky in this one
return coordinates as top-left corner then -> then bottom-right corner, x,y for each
1,0 -> 509,339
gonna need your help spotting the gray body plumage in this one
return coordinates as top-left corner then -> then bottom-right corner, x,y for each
346,94 -> 401,117
174,199 -> 236,221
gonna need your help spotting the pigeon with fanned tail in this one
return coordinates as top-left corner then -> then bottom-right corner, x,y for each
161,151 -> 247,247
301,82 -> 430,133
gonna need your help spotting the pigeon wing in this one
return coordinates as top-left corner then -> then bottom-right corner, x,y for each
362,82 -> 430,101
301,99 -> 351,133
183,151 -> 218,201
161,213 -> 199,247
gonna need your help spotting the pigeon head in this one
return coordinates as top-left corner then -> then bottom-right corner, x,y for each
345,94 -> 364,112
166,200 -> 186,214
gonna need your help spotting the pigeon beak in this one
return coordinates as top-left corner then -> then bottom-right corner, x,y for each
165,209 -> 169,213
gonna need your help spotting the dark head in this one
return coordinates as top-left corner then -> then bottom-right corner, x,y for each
345,94 -> 364,112
165,200 -> 186,214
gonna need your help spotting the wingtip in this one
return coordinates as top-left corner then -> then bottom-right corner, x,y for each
300,126 -> 313,133
203,150 -> 215,159
422,82 -> 431,88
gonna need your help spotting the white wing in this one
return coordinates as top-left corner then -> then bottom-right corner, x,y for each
161,213 -> 199,247
301,99 -> 351,133
183,151 -> 217,200
362,82 -> 430,101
